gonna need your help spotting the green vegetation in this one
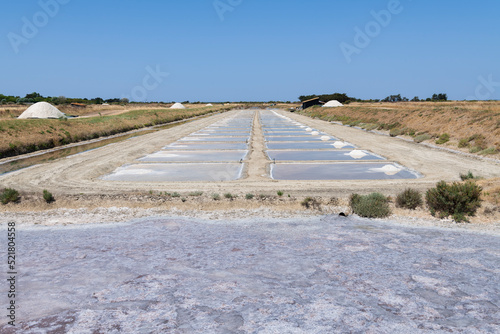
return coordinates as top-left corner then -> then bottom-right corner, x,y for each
460,171 -> 477,181
212,193 -> 221,201
189,191 -> 204,197
224,193 -> 236,200
478,147 -> 498,155
435,133 -> 450,145
395,189 -> 423,210
425,181 -> 482,222
414,134 -> 432,143
171,192 -> 181,198
277,190 -> 284,197
1,188 -> 20,205
245,193 -> 255,200
350,193 -> 391,218
43,190 -> 55,203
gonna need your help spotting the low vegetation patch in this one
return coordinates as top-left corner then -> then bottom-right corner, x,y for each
414,134 -> 432,143
189,191 -> 204,197
435,133 -> 450,145
350,193 -> 391,218
396,189 -> 423,210
425,181 -> 482,222
245,193 -> 255,200
301,197 -> 321,210
212,193 -> 221,201
1,188 -> 20,205
224,193 -> 236,200
43,189 -> 55,203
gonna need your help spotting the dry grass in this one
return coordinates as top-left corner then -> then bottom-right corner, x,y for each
300,101 -> 500,154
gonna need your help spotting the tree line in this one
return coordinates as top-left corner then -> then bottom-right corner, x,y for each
299,93 -> 448,103
0,92 -> 130,105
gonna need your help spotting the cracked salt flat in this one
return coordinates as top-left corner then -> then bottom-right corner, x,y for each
267,150 -> 385,161
138,151 -> 248,162
2,216 -> 499,333
271,163 -> 420,180
101,163 -> 245,182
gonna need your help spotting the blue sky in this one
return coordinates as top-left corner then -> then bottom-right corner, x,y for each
1,0 -> 499,102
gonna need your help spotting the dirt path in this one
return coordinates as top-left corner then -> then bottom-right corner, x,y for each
1,109 -> 499,200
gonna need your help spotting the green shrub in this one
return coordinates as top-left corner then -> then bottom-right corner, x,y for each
224,193 -> 236,200
478,147 -> 498,155
425,181 -> 482,222
189,191 -> 203,197
436,133 -> 450,145
245,193 -> 254,200
1,188 -> 20,205
43,190 -> 55,203
212,193 -> 221,201
171,192 -> 181,198
469,146 -> 482,153
458,138 -> 470,148
389,128 -> 405,137
396,189 -> 423,210
414,134 -> 432,143
277,190 -> 284,197
460,171 -> 476,181
350,193 -> 391,218
301,197 -> 321,210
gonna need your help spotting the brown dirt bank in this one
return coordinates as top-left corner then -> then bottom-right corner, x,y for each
300,101 -> 500,155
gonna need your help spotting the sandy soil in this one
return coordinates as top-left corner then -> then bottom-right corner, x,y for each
1,109 -> 499,199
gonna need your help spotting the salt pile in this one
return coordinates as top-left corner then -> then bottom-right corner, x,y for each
206,103 -> 214,107
18,102 -> 66,119
170,102 -> 186,109
323,100 -> 344,108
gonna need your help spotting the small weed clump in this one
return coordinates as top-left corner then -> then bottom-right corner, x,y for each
1,188 -> 20,205
425,181 -> 482,222
224,193 -> 236,200
171,192 -> 181,198
277,190 -> 284,197
350,193 -> 391,218
478,147 -> 498,155
460,171 -> 476,181
301,197 -> 321,210
414,134 -> 432,143
212,193 -> 221,201
396,189 -> 423,210
436,133 -> 450,145
43,190 -> 55,203
189,191 -> 203,197
245,193 -> 254,200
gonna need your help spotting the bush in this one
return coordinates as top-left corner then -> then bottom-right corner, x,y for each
460,171 -> 476,181
277,190 -> 284,197
396,189 -> 423,210
171,192 -> 181,198
414,134 -> 432,143
478,147 -> 498,155
245,193 -> 254,200
212,193 -> 221,201
189,191 -> 203,197
1,188 -> 20,205
224,193 -> 236,200
458,138 -> 470,148
350,193 -> 391,218
389,128 -> 405,137
301,197 -> 321,210
425,181 -> 482,222
436,133 -> 450,145
43,190 -> 55,203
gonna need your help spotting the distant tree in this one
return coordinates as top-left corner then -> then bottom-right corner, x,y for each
431,93 -> 448,101
411,96 -> 420,102
120,98 -> 129,104
93,97 -> 104,104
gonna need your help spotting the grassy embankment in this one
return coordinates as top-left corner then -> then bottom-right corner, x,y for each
0,106 -> 232,159
299,101 -> 500,156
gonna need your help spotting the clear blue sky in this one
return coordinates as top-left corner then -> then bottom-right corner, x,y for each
1,0 -> 499,102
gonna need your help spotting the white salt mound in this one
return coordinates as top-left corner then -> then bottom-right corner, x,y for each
170,103 -> 186,109
18,102 -> 66,119
206,103 -> 214,107
323,100 -> 344,108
